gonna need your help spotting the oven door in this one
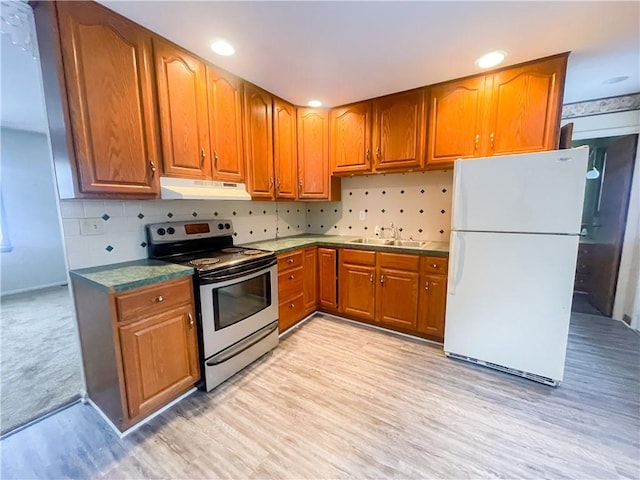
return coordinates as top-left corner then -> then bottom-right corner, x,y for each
199,263 -> 278,359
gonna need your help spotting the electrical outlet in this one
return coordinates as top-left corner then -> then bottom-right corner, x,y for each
80,218 -> 104,235
359,210 -> 366,221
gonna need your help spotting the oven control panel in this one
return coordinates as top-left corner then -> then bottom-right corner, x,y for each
146,220 -> 234,243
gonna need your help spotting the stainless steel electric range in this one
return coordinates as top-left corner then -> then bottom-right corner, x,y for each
146,220 -> 279,392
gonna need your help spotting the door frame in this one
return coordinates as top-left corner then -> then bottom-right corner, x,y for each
563,110 -> 640,328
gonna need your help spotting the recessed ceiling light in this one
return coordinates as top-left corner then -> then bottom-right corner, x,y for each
211,40 -> 235,56
308,100 -> 323,107
476,51 -> 507,69
603,76 -> 629,84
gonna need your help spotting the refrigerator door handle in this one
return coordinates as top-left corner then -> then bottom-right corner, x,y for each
448,232 -> 465,296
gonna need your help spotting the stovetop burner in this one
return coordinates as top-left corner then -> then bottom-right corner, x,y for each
243,250 -> 265,256
189,258 -> 221,267
221,248 -> 243,253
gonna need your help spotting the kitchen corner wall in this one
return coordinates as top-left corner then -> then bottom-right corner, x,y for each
307,170 -> 454,241
59,199 -> 305,270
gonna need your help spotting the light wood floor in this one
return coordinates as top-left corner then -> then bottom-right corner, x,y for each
1,313 -> 638,479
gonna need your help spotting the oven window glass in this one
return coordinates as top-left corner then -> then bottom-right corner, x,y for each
213,272 -> 271,330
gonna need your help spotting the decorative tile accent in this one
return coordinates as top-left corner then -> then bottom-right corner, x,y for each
562,93 -> 640,119
192,212 -> 198,217
137,213 -> 144,219
140,242 -> 147,248
101,214 -> 110,221
105,245 -> 114,252
167,212 -> 174,218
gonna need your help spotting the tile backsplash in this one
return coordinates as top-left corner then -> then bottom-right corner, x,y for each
60,199 -> 305,270
307,170 -> 454,241
59,170 -> 453,270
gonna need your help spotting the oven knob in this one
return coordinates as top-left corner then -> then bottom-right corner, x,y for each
218,223 -> 224,230
157,228 -> 166,236
167,227 -> 175,235
224,223 -> 231,229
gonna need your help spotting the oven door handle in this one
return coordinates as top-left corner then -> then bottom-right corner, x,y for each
199,258 -> 276,284
206,321 -> 278,367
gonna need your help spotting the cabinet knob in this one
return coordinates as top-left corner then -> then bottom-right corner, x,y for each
432,264 -> 438,269
287,258 -> 294,264
370,273 -> 374,283
154,295 -> 164,303
188,313 -> 194,327
289,274 -> 294,280
289,303 -> 295,309
380,274 -> 385,286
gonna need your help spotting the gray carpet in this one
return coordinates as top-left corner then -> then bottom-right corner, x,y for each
0,285 -> 83,435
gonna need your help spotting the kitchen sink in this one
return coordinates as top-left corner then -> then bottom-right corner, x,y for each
392,240 -> 428,248
349,237 -> 394,245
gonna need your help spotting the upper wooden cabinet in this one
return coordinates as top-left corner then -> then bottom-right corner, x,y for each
273,98 -> 298,199
427,53 -> 568,166
153,39 -> 210,179
330,89 -> 427,175
244,83 -> 275,199
372,89 -> 427,170
36,1 -> 160,198
427,76 -> 488,165
206,66 -> 245,182
330,101 -> 372,174
298,108 -> 340,200
486,55 -> 567,156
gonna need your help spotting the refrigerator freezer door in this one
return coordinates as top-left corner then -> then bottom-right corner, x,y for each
444,230 -> 579,382
451,148 -> 588,235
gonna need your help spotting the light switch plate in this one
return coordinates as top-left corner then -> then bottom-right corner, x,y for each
359,210 -> 366,221
80,218 -> 104,235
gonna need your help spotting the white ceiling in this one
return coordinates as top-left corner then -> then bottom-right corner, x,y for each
1,1 -> 638,133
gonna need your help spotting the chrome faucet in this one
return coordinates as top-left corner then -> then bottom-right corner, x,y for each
383,222 -> 397,239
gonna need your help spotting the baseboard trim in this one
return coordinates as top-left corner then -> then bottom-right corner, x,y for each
279,312 -> 316,339
89,387 -> 197,439
1,282 -> 68,297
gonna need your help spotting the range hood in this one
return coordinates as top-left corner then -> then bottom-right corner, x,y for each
160,177 -> 252,201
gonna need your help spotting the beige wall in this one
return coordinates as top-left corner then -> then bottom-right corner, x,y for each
564,110 -> 640,329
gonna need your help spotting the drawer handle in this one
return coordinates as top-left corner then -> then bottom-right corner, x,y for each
188,313 -> 194,327
380,274 -> 385,286
154,295 -> 164,303
370,273 -> 374,283
425,281 -> 429,290
289,274 -> 294,280
287,259 -> 294,264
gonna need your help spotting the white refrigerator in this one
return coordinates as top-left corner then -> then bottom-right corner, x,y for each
444,147 -> 589,386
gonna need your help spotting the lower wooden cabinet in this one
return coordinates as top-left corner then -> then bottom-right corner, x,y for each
71,275 -> 199,432
336,248 -> 447,341
277,248 -> 320,332
318,248 -> 338,310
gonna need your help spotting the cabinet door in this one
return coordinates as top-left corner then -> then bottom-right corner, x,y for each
427,76 -> 488,165
119,304 -> 199,420
303,247 -> 318,314
376,268 -> 419,329
298,108 -> 330,199
485,54 -> 567,157
56,1 -> 159,196
244,84 -> 275,199
372,89 -> 426,170
273,98 -> 297,199
340,263 -> 376,321
417,274 -> 447,340
330,102 -> 372,174
154,39 -> 210,179
318,248 -> 338,309
206,67 -> 245,182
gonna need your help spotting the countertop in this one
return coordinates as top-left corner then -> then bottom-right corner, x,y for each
241,234 -> 449,257
70,259 -> 194,293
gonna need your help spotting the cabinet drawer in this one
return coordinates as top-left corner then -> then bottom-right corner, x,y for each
278,250 -> 303,271
574,273 -> 590,292
378,252 -> 419,271
279,293 -> 305,332
278,266 -> 304,302
575,262 -> 592,274
421,256 -> 448,275
342,249 -> 376,266
115,277 -> 192,323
